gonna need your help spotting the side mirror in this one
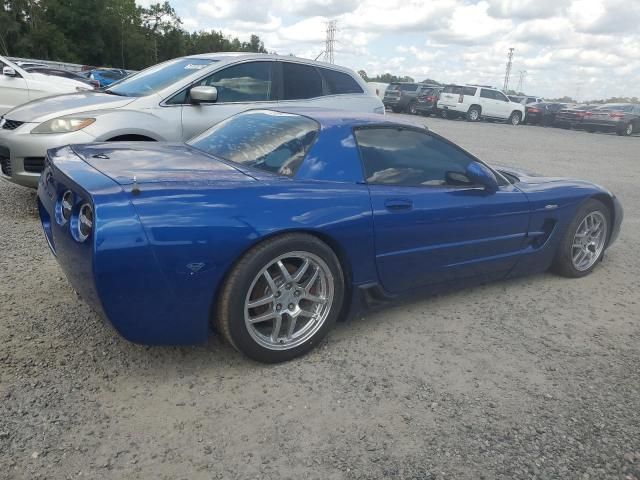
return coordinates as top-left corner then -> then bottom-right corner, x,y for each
2,66 -> 17,77
190,86 -> 218,104
465,162 -> 499,193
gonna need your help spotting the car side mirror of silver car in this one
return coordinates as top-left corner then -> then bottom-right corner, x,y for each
2,66 -> 17,77
465,162 -> 499,193
190,86 -> 218,104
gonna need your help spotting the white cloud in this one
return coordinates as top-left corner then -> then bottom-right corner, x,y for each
138,0 -> 640,99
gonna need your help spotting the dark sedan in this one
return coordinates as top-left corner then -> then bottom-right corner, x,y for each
581,104 -> 640,136
554,104 -> 598,129
525,103 -> 570,126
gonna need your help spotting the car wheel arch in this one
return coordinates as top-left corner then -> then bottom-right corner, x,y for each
106,134 -> 158,142
209,229 -> 354,329
590,193 -> 616,244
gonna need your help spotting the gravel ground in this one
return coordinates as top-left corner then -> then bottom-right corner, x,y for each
1,116 -> 639,480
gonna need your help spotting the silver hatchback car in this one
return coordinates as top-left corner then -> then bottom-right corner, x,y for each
0,53 -> 383,188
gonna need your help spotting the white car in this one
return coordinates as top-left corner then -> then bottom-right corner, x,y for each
367,81 -> 388,99
437,84 -> 526,125
0,56 -> 94,115
0,52 -> 384,188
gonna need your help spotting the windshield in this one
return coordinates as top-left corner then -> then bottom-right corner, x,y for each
106,58 -> 216,97
188,110 -> 319,177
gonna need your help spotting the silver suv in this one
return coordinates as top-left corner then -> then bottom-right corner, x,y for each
0,53 -> 383,188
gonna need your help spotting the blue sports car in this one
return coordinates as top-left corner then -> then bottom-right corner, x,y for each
37,109 -> 623,363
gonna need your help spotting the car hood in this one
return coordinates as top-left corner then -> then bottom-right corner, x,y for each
5,92 -> 136,122
70,142 -> 256,185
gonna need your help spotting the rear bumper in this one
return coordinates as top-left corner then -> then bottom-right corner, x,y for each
581,119 -> 622,131
37,149 -> 209,346
414,102 -> 437,113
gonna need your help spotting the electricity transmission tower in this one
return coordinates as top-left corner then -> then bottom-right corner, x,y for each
503,48 -> 514,91
517,70 -> 527,93
324,20 -> 337,64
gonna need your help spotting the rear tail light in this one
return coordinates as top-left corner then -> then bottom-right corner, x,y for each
59,190 -> 73,224
458,94 -> 464,103
426,95 -> 434,101
609,112 -> 625,118
77,203 -> 93,242
579,111 -> 592,118
528,108 -> 540,113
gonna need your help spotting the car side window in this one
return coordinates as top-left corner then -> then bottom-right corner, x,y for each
355,128 -> 477,187
495,91 -> 509,102
480,89 -> 494,99
194,61 -> 273,103
282,62 -> 323,100
320,68 -> 363,94
463,87 -> 477,96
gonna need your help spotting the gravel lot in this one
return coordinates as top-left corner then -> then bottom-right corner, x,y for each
1,116 -> 639,480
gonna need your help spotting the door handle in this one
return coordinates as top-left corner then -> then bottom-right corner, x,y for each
384,198 -> 413,211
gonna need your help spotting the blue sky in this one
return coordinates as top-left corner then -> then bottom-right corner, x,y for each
137,0 -> 640,100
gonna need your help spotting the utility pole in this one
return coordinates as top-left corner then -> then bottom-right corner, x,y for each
516,70 -> 527,93
324,20 -> 337,64
503,48 -> 514,91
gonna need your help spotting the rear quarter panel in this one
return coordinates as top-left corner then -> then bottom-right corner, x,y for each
129,179 -> 376,343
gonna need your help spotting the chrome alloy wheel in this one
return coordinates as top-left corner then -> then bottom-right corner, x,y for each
572,211 -> 607,271
626,123 -> 633,135
244,252 -> 334,350
469,109 -> 479,121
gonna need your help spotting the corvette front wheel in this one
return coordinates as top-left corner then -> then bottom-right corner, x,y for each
551,199 -> 610,278
216,234 -> 344,363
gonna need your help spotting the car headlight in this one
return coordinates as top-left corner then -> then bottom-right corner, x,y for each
31,117 -> 95,134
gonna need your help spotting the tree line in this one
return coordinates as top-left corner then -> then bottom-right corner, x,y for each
0,0 -> 267,70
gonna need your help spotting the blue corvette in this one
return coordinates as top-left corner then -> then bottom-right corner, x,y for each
37,109 -> 623,363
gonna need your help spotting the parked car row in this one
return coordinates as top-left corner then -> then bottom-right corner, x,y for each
0,55 -> 95,114
381,79 -> 638,137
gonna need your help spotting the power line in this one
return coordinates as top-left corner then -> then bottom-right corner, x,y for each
503,47 -> 514,91
324,20 -> 336,64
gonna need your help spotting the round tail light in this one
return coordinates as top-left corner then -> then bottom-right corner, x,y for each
77,203 -> 93,241
61,190 -> 73,223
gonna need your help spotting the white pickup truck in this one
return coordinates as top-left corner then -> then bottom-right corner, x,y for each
0,55 -> 94,115
438,84 -> 526,125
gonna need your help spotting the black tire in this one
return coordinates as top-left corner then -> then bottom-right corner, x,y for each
616,123 -> 633,136
466,106 -> 481,122
440,109 -> 449,119
407,101 -> 417,115
551,199 -> 611,278
508,111 -> 522,126
216,233 -> 345,363
586,129 -> 595,133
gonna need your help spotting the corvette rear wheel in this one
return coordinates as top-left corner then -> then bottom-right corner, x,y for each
552,199 -> 610,278
217,234 -> 344,363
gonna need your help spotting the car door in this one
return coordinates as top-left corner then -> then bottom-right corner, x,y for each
178,60 -> 277,140
0,62 -> 30,114
479,88 -> 498,117
494,91 -> 512,119
354,127 -> 531,294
